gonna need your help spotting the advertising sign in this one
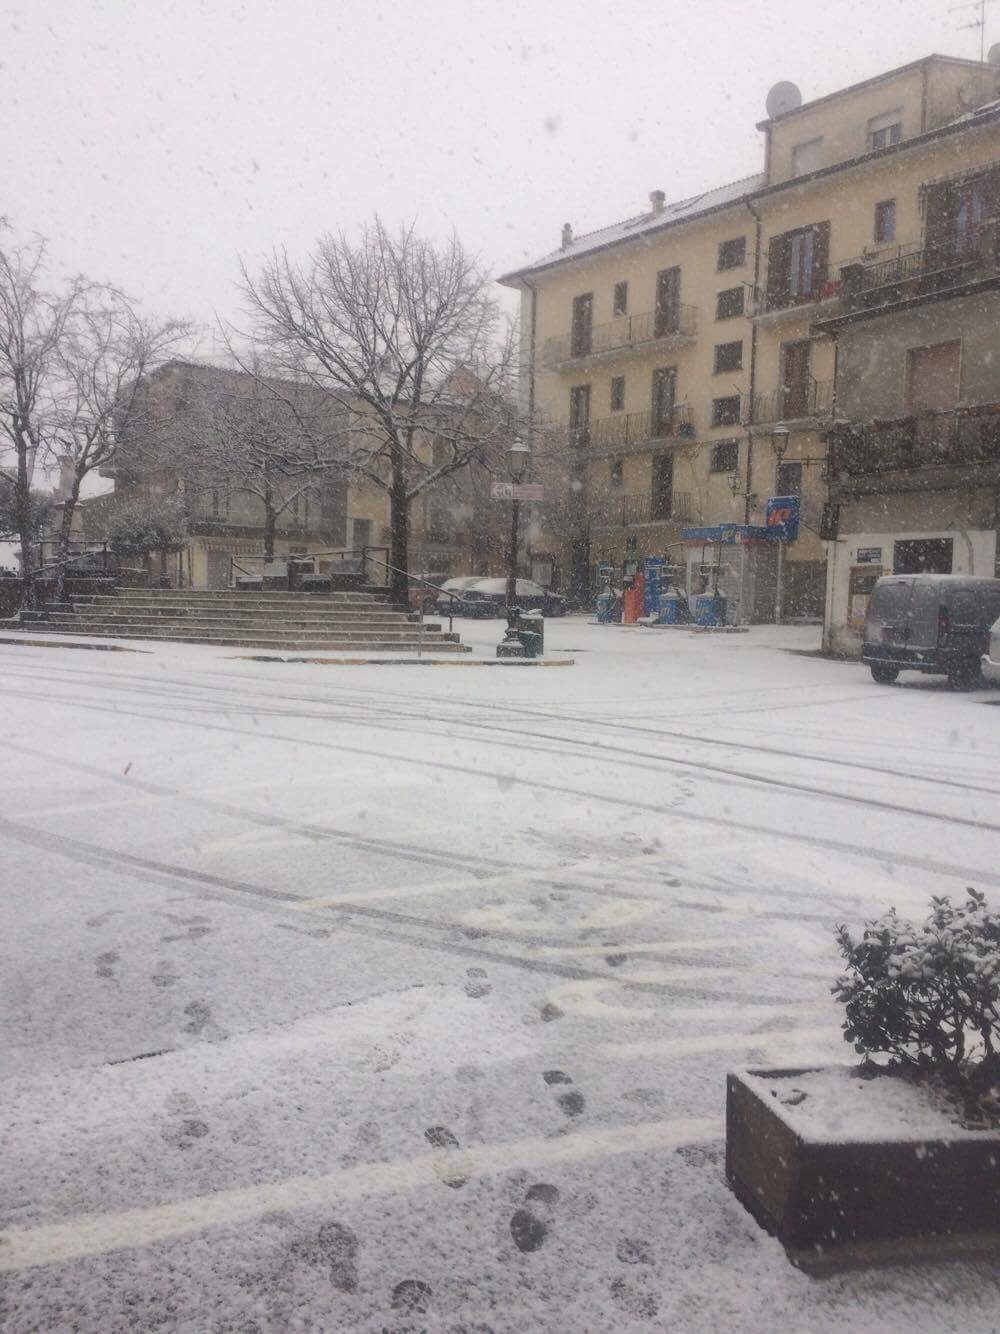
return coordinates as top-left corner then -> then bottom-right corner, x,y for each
765,495 -> 800,543
855,546 -> 883,564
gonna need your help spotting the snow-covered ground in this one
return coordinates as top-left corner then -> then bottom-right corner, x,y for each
2,617 -> 999,1332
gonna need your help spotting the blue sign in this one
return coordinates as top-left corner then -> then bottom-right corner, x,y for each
765,495 -> 800,543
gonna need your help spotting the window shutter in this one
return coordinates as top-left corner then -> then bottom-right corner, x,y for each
766,233 -> 791,308
811,221 -> 830,292
923,183 -> 955,258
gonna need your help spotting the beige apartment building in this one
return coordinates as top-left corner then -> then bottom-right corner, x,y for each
500,52 -> 1000,625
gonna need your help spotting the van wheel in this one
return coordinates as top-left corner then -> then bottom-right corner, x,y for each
947,656 -> 982,690
870,663 -> 899,684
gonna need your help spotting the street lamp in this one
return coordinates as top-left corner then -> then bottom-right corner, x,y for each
505,437 -> 530,607
770,425 -> 790,465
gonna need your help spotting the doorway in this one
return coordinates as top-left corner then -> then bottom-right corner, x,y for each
206,550 -> 232,590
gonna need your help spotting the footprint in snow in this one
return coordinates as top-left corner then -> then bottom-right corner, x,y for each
610,1275 -> 660,1319
543,1070 -> 586,1117
509,1183 -> 560,1253
152,960 -> 178,989
291,1220 -> 359,1293
424,1125 -> 467,1188
464,966 -> 492,999
391,1278 -> 433,1314
95,951 -> 119,980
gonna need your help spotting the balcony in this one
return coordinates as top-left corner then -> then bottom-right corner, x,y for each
828,402 -> 1000,480
754,279 -> 842,320
748,378 -> 834,425
571,405 -> 695,457
835,223 -> 1000,319
592,491 -> 694,529
542,305 -> 698,370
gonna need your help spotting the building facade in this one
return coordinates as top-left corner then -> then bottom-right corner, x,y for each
501,53 -> 1000,625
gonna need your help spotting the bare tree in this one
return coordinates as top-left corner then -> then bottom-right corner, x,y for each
239,217 -> 517,602
50,291 -> 189,596
0,227 -> 81,606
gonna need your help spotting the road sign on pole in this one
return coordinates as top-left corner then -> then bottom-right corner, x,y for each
765,495 -> 800,542
491,481 -> 544,501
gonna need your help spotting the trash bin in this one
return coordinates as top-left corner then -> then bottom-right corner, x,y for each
693,594 -> 727,626
517,613 -> 544,658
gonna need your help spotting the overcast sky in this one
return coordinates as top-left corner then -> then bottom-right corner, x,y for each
4,0 -> 991,339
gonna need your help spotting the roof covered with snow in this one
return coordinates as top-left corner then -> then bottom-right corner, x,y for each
498,173 -> 765,285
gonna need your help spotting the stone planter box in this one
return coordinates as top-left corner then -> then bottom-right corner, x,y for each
727,1066 -> 1000,1257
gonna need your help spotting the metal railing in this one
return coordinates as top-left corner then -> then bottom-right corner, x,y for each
32,540 -> 115,580
570,404 -> 696,454
228,546 -> 391,589
592,491 -> 694,528
748,378 -> 834,424
839,222 -> 1000,308
360,553 -> 466,638
828,402 -> 1000,477
542,304 -> 698,368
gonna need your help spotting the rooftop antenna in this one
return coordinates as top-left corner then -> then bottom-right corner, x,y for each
949,0 -> 997,63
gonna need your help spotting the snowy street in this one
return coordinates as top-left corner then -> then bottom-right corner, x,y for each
2,619 -> 1000,1331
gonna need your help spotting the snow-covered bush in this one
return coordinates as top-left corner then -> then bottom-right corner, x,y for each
833,890 -> 1000,1079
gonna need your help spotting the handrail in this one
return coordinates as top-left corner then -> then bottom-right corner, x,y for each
362,553 -> 461,635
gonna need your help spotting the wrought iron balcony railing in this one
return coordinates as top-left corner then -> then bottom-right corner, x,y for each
570,404 -> 695,454
542,304 -> 698,369
838,223 -> 1000,311
828,402 -> 1000,477
592,490 -> 694,528
748,378 -> 834,424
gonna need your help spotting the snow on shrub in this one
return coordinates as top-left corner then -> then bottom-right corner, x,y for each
833,890 -> 1000,1080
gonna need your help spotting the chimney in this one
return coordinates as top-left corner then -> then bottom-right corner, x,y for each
649,190 -> 666,215
561,222 -> 573,249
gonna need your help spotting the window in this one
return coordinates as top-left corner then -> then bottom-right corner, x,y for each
651,367 -> 677,435
907,340 -> 961,412
868,110 -> 903,151
874,199 -> 896,244
569,384 -> 591,446
610,375 -> 625,412
780,340 -> 812,418
613,281 -> 628,317
718,237 -> 746,271
654,267 -> 681,336
571,292 -> 593,357
893,537 -> 953,575
713,340 -> 743,374
711,395 -> 742,428
715,286 -> 745,320
710,440 -> 739,473
651,454 -> 674,520
210,488 -> 229,519
766,222 -> 830,309
775,461 -> 802,495
791,137 -> 824,176
609,458 -> 623,488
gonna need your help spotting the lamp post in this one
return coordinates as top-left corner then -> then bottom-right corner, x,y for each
505,437 -> 530,609
770,426 -> 791,625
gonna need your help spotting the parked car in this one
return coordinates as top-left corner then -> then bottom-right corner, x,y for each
454,577 -> 566,618
433,576 -> 487,617
863,574 -> 1000,688
982,613 -> 1000,685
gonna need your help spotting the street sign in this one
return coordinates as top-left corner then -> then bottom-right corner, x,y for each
856,546 -> 882,564
765,495 -> 800,543
490,481 -> 544,501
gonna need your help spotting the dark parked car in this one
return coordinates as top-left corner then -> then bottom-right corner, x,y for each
453,577 -> 566,618
433,576 -> 487,617
863,573 -> 1000,688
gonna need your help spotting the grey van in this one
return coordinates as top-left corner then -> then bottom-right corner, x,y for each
863,574 -> 1000,687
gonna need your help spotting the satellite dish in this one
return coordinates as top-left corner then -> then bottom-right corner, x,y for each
766,81 -> 803,119
988,42 -> 1000,67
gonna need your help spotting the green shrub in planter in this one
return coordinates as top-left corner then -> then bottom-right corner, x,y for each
834,890 -> 1000,1120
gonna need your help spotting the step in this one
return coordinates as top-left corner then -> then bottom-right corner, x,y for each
99,591 -> 390,605
83,598 -> 392,613
54,610 -> 419,628
46,619 -> 457,641
23,626 -> 470,651
50,618 -> 445,637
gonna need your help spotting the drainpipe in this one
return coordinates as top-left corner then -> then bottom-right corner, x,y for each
744,196 -> 764,529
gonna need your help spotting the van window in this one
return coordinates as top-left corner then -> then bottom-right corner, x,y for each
868,580 -> 912,622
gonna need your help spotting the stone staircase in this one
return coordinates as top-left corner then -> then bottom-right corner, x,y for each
24,588 -> 470,653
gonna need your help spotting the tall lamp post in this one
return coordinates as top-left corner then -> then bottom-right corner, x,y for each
505,436 -> 531,608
